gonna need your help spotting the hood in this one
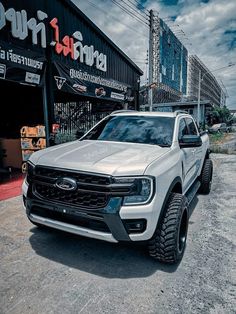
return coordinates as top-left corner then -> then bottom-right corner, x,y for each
30,140 -> 170,176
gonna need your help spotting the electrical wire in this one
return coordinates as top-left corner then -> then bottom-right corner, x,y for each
122,0 -> 149,18
110,0 -> 149,27
128,0 -> 150,15
113,0 -> 149,24
111,0 -> 149,26
81,0 -> 149,38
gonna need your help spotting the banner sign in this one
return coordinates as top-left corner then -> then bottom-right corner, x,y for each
0,1 -> 107,72
53,61 -> 130,102
0,41 -> 45,86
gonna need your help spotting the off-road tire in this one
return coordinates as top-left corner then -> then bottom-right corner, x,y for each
148,193 -> 189,264
199,159 -> 213,194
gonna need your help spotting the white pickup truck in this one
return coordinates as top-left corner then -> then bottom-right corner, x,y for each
22,111 -> 212,264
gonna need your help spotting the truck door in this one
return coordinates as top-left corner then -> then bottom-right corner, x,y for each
178,118 -> 197,192
185,117 -> 202,180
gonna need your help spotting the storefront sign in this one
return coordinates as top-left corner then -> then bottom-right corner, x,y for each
0,63 -> 6,78
110,92 -> 125,100
50,19 -> 107,72
0,45 -> 44,70
0,2 -> 107,72
25,72 -> 41,85
53,61 -> 130,102
0,2 -> 47,48
70,68 -> 127,92
0,41 -> 45,85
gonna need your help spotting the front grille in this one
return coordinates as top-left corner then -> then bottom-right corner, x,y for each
31,166 -> 112,209
34,183 -> 109,208
31,206 -> 110,232
34,167 -> 111,185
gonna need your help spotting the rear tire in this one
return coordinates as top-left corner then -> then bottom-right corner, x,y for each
199,159 -> 213,194
148,193 -> 189,264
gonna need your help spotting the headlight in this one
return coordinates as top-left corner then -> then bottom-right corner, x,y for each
114,176 -> 154,205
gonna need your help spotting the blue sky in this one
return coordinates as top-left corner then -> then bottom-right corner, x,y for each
73,0 -> 236,109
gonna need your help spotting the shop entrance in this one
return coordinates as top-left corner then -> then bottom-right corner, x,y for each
52,91 -> 124,145
0,79 -> 44,181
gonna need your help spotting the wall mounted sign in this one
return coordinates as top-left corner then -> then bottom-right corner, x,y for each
53,61 -> 130,102
0,2 -> 107,72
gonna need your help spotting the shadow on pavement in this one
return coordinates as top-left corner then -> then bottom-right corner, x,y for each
29,195 -> 198,279
189,195 -> 199,218
29,228 -> 181,279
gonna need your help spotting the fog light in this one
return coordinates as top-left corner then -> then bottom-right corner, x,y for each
123,219 -> 146,234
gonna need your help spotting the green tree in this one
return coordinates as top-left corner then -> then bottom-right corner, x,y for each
209,106 -> 233,125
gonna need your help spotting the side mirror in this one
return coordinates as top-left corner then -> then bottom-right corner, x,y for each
200,130 -> 208,136
179,135 -> 202,148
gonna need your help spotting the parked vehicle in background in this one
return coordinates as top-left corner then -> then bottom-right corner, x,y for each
22,111 -> 212,264
208,123 -> 231,134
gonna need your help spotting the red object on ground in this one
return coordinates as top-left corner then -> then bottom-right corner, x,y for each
0,177 -> 24,201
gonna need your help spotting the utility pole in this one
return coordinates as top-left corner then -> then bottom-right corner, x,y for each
148,10 -> 160,111
197,69 -> 201,126
148,10 -> 154,112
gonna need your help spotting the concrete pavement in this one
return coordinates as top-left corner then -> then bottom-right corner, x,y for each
0,154 -> 235,314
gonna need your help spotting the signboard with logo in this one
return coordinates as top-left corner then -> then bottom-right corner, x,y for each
53,61 -> 130,102
0,40 -> 45,86
0,0 -> 141,100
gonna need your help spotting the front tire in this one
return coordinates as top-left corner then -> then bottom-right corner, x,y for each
148,193 -> 189,264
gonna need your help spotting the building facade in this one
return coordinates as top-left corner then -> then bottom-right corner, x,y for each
143,13 -> 188,105
0,0 -> 142,172
187,55 -> 227,107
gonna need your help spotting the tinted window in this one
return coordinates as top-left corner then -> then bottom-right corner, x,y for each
82,116 -> 175,147
178,119 -> 188,140
186,118 -> 198,135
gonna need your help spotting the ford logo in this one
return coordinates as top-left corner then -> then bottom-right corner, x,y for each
55,177 -> 77,191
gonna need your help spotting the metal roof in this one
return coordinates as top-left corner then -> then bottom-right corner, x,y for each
62,0 -> 143,75
153,100 -> 213,107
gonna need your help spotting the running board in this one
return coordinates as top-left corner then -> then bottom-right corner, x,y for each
185,180 -> 201,204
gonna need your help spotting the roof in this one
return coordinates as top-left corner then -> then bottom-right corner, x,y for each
62,0 -> 143,75
110,110 -> 180,118
152,100 -> 213,107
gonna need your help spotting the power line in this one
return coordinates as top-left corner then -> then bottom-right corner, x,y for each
110,0 -> 149,27
128,0 -> 150,15
118,0 -> 149,20
80,0 -> 148,38
111,0 -> 149,26
123,0 -> 150,18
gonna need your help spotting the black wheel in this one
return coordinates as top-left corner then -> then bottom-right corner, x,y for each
148,193 -> 189,264
199,159 -> 213,194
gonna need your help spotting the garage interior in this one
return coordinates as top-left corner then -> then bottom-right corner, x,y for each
0,79 -> 44,181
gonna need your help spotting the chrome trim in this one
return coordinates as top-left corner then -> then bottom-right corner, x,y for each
29,214 -> 118,243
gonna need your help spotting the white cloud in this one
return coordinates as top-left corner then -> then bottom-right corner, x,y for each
72,0 -> 236,109
174,0 -> 236,109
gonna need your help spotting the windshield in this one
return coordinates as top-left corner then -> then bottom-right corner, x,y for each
81,115 -> 175,147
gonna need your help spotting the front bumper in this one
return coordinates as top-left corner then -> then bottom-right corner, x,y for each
22,178 -> 158,243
